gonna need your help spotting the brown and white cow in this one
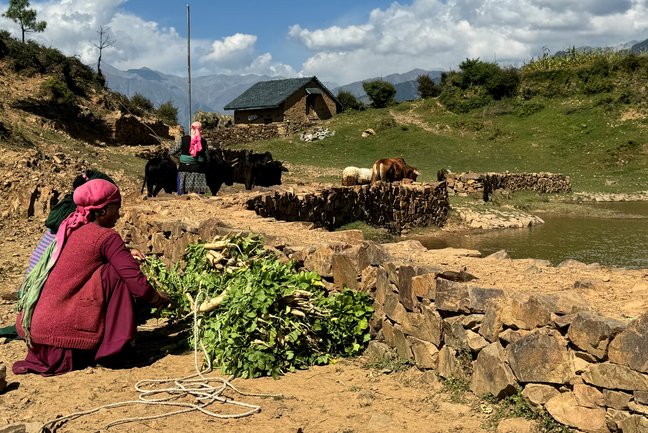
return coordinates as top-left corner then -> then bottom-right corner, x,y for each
370,158 -> 420,184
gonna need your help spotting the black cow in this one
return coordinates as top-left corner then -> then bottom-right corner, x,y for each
221,149 -> 287,190
141,157 -> 178,197
142,150 -> 235,197
204,149 -> 235,195
254,160 -> 289,187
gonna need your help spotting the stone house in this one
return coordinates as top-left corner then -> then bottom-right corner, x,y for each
223,76 -> 341,125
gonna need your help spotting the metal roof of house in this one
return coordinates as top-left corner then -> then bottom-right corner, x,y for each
223,77 -> 337,111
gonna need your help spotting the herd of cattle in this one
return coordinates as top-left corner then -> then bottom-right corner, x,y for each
141,148 -> 288,197
142,151 -> 437,197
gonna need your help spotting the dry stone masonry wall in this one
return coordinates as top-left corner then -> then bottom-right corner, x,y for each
324,245 -> 647,433
246,181 -> 449,234
203,122 -> 304,147
447,172 -> 572,197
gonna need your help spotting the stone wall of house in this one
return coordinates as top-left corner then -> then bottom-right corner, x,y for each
119,206 -> 648,432
233,107 -> 285,125
202,122 -> 304,147
246,181 -> 449,234
447,172 -> 572,196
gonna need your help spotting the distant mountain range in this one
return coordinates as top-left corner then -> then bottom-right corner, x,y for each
102,37 -> 648,123
102,64 -> 442,122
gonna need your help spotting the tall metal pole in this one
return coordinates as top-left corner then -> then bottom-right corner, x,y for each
187,2 -> 192,129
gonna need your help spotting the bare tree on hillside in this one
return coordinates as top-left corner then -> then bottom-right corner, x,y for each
94,25 -> 115,79
2,0 -> 46,43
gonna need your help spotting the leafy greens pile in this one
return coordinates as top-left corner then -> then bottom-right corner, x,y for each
143,233 -> 373,378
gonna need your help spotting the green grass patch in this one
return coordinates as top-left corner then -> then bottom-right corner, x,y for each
227,92 -> 647,194
481,390 -> 572,433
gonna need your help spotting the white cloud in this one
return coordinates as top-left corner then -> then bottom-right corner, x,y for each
1,0 -> 647,85
203,33 -> 257,68
292,0 -> 648,84
0,0 -> 294,78
288,24 -> 375,50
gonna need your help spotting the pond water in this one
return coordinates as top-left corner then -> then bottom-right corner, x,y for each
412,201 -> 648,269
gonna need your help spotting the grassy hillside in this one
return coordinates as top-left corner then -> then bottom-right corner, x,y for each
0,32 -> 645,196
231,53 -> 648,193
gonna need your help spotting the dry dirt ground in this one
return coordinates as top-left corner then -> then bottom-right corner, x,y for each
1,176 -> 647,432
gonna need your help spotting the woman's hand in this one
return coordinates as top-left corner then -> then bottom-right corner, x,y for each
130,248 -> 146,261
151,291 -> 171,309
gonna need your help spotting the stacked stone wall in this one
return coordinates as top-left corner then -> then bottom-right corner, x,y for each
202,122 -> 304,147
447,172 -> 572,196
316,246 -> 647,433
246,181 -> 449,234
120,206 -> 648,432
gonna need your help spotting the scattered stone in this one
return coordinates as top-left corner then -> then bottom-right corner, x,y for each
509,295 -> 553,330
470,342 -> 518,398
522,384 -> 560,406
634,390 -> 648,405
437,346 -> 467,380
332,251 -> 359,290
608,313 -> 648,373
507,330 -> 575,384
498,329 -> 529,345
300,127 -> 335,142
603,390 -> 631,410
627,401 -> 648,416
411,272 -> 436,300
573,383 -> 605,408
568,311 -> 627,360
407,336 -> 439,369
435,280 -> 505,314
465,330 -> 489,353
361,128 -> 376,138
545,392 -> 608,433
582,363 -> 648,392
486,249 -> 509,260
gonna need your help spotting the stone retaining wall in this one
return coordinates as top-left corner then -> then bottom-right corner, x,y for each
121,210 -> 647,433
296,243 -> 647,433
246,181 -> 449,234
447,172 -> 572,197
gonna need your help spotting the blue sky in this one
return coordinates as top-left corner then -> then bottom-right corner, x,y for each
1,0 -> 647,85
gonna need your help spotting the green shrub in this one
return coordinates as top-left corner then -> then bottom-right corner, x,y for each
439,85 -> 492,113
583,77 -> 613,95
515,100 -> 545,117
40,77 -> 75,105
156,100 -> 178,126
129,93 -> 154,116
337,90 -> 365,111
417,74 -> 440,98
362,80 -> 396,108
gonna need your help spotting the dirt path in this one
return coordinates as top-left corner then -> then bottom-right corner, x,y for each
389,103 -> 453,135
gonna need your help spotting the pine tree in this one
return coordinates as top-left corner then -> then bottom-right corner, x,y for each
2,0 -> 47,43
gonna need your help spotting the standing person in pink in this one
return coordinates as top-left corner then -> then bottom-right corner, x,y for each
13,179 -> 169,375
169,121 -> 210,194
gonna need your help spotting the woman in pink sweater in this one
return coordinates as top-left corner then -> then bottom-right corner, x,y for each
13,179 -> 169,375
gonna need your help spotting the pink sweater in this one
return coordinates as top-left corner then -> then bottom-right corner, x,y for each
17,223 -> 156,350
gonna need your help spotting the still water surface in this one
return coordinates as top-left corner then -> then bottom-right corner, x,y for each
413,201 -> 648,269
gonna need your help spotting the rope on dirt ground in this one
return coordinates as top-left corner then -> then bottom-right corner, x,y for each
39,291 -> 281,432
